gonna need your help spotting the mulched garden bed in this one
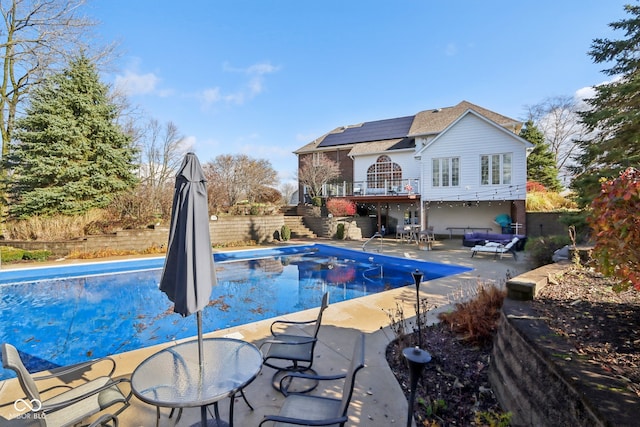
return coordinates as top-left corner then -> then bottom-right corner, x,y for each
387,266 -> 640,426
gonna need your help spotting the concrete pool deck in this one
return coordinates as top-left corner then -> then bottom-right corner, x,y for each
0,236 -> 532,426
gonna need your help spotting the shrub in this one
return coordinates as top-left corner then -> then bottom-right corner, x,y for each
4,210 -> 106,240
527,181 -> 547,192
280,224 -> 291,241
438,283 -> 506,346
312,196 -> 322,207
21,250 -> 52,261
558,211 -> 591,243
588,167 -> 640,291
525,235 -> 571,268
0,246 -> 25,262
326,198 -> 356,216
526,191 -> 577,212
336,223 -> 345,239
0,246 -> 51,262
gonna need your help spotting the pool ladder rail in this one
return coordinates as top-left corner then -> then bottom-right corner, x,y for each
362,263 -> 383,282
362,232 -> 384,253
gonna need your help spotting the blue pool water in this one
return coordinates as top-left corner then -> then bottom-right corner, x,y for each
0,244 -> 471,380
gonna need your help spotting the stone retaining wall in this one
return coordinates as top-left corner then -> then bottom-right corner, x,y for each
302,216 -> 371,239
1,215 -> 371,258
490,267 -> 638,426
3,216 -> 289,257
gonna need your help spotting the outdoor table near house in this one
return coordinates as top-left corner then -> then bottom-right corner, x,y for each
131,337 -> 262,427
408,224 -> 421,243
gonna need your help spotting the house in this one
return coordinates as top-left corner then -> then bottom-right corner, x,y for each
293,100 -> 533,237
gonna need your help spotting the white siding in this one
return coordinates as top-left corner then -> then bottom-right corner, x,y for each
353,150 -> 419,183
419,113 -> 528,202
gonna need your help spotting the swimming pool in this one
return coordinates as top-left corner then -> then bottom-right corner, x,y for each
0,244 -> 471,380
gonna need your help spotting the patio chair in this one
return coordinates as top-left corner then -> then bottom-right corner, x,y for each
260,292 -> 329,392
396,226 -> 411,242
1,343 -> 131,427
419,226 -> 436,247
470,236 -> 520,260
259,333 -> 366,427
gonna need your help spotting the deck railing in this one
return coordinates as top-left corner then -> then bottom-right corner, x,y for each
318,178 -> 420,197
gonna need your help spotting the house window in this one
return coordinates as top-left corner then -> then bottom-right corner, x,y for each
432,157 -> 459,187
481,153 -> 512,185
367,155 -> 402,189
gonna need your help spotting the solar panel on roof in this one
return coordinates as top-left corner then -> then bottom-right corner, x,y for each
318,115 -> 415,147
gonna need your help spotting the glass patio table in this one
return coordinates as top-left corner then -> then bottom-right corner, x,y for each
131,337 -> 262,427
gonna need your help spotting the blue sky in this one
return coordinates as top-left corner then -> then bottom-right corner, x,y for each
88,1 -> 630,185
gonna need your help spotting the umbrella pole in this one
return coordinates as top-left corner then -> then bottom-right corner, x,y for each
197,311 -> 204,369
197,310 -> 207,426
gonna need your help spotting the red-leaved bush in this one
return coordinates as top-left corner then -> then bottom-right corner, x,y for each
326,198 -> 356,217
526,181 -> 547,193
588,167 -> 640,291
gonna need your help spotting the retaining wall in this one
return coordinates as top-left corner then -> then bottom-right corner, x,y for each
490,268 -> 638,426
1,215 -> 371,258
2,216 -> 288,257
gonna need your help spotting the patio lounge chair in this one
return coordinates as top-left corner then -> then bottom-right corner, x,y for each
259,333 -> 366,427
470,236 -> 520,260
1,343 -> 131,427
260,292 -> 329,392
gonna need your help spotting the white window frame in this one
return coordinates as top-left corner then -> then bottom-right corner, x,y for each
480,153 -> 512,185
431,157 -> 460,187
432,157 -> 460,187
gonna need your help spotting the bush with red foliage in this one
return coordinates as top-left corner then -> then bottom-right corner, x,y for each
326,198 -> 356,216
527,181 -> 547,193
588,167 -> 640,291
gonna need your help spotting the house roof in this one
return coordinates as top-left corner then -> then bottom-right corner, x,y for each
408,100 -> 521,136
347,137 -> 415,156
317,116 -> 414,147
293,100 -> 521,156
416,108 -> 533,157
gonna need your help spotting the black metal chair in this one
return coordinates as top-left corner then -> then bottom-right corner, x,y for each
260,292 -> 329,392
259,333 -> 366,427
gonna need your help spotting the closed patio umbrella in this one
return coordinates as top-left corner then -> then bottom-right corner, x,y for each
159,152 -> 216,426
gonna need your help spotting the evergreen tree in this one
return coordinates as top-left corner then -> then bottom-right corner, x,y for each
572,4 -> 640,207
8,56 -> 137,218
520,120 -> 562,191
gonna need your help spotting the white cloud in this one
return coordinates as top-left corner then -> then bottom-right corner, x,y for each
574,75 -> 623,109
115,70 -> 161,96
202,87 -> 222,104
246,63 -> 279,75
201,61 -> 280,107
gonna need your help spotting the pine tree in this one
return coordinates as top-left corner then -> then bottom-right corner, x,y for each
8,56 -> 137,218
520,120 -> 562,191
572,4 -> 640,207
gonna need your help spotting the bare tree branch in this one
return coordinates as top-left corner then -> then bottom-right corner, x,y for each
524,95 -> 589,184
298,153 -> 340,198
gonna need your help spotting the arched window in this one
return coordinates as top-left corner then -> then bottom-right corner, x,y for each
367,155 -> 402,189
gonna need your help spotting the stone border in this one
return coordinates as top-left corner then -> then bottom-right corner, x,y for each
490,267 -> 638,426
